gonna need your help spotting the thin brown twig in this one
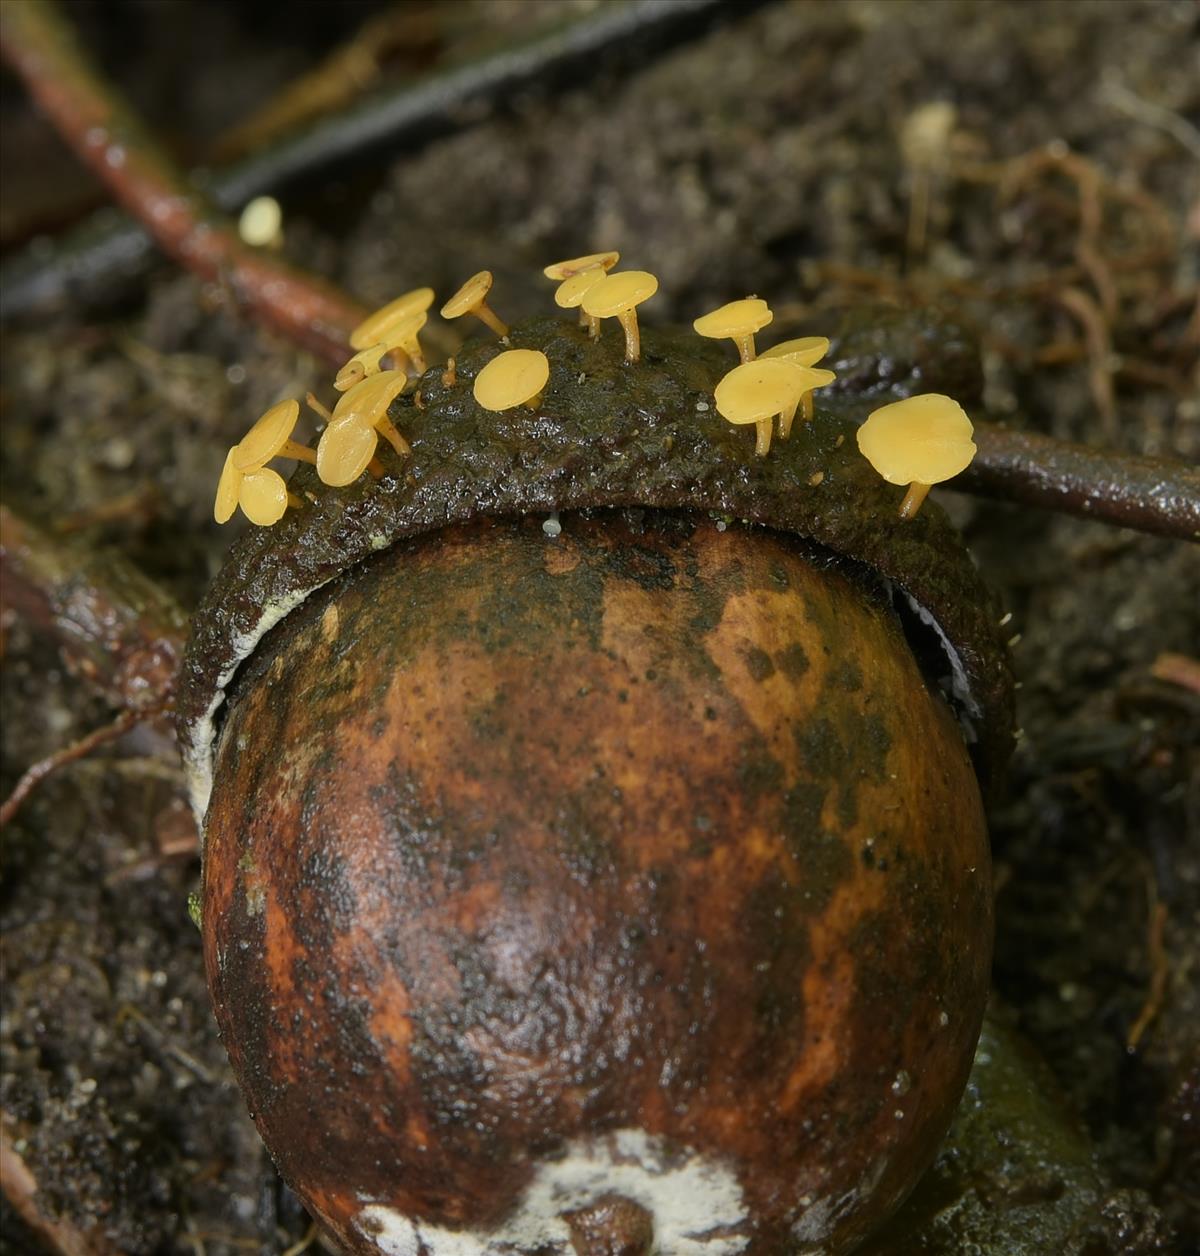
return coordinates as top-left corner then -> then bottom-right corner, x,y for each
280,1222 -> 320,1256
1126,874 -> 1169,1053
0,0 -> 368,366
1055,285 -> 1118,435
0,701 -> 170,830
1150,653 -> 1200,696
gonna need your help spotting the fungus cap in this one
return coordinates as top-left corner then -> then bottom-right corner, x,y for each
761,336 -> 830,368
713,359 -> 803,425
213,449 -> 241,524
581,271 -> 659,319
238,468 -> 290,526
232,399 -> 302,472
857,393 -> 977,485
381,309 -> 428,350
350,288 -> 436,351
331,370 -> 408,427
542,251 -> 620,281
440,272 -> 495,320
554,268 -> 608,310
316,418 -> 379,488
789,365 -> 837,394
693,298 -> 773,341
334,345 -> 388,392
473,349 -> 550,412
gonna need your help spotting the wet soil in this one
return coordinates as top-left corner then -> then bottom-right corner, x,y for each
1,1 -> 1197,1252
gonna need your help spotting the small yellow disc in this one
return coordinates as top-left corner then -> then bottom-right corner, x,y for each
316,418 -> 379,487
554,269 -> 608,310
233,399 -> 301,472
213,448 -> 242,524
542,251 -> 620,281
473,349 -> 550,412
350,288 -> 435,351
761,336 -> 830,368
238,467 -> 290,526
332,370 -> 408,428
856,394 -> 976,486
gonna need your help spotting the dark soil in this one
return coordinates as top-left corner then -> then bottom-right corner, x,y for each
1,1 -> 1197,1253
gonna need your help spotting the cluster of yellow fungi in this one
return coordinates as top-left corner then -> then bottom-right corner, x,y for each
214,400 -> 314,526
215,253 -> 976,528
701,298 -> 838,458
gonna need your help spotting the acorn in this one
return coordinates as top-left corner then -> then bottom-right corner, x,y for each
179,310 -> 1012,1255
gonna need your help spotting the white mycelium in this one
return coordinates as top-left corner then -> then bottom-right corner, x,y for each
357,1128 -> 749,1255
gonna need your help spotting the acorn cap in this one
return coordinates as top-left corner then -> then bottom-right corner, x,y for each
331,370 -> 408,427
233,399 -> 301,472
761,336 -> 830,368
350,288 -> 435,351
581,271 -> 659,319
473,349 -> 550,412
316,418 -> 379,487
693,298 -> 773,341
542,251 -> 620,281
554,268 -> 608,310
856,393 -> 977,485
238,468 -> 290,526
213,449 -> 241,524
713,360 -> 802,424
441,272 -> 494,320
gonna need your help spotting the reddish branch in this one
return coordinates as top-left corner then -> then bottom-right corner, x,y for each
0,0 -> 368,366
0,504 -> 186,710
964,424 -> 1200,542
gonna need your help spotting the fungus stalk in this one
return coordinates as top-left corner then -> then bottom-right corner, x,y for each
581,271 -> 659,365
898,483 -> 932,520
694,298 -> 774,364
442,272 -> 509,339
554,268 -> 607,338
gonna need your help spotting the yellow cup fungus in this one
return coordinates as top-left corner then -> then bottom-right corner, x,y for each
214,399 -> 316,526
581,270 -> 659,364
472,349 -> 550,412
441,271 -> 509,339
333,343 -> 388,393
316,418 -> 387,488
237,196 -> 283,250
856,393 -> 977,519
713,359 -> 806,458
554,268 -> 609,338
232,399 -> 316,472
693,298 -> 774,364
783,365 -> 837,432
383,310 -> 429,375
237,468 -> 296,526
313,370 -> 413,488
754,337 -> 837,429
214,449 -> 302,527
761,335 -> 830,369
542,251 -> 620,281
350,288 -> 435,352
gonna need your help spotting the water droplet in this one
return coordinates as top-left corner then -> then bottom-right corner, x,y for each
891,1070 -> 912,1096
